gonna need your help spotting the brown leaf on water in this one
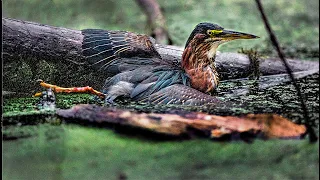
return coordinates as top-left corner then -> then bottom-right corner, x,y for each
57,104 -> 306,141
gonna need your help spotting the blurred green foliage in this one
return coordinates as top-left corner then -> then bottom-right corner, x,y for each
3,0 -> 319,60
3,124 -> 319,180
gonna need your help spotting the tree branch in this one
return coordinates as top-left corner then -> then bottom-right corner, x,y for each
135,0 -> 172,45
255,0 -> 318,143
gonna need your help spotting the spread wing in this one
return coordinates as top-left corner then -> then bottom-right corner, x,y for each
82,29 -> 219,106
82,29 -> 161,74
100,62 -> 192,101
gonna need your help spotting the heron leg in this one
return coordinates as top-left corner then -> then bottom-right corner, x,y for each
104,94 -> 118,104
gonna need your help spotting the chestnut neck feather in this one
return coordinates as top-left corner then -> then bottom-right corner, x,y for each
182,36 -> 217,72
181,37 -> 219,92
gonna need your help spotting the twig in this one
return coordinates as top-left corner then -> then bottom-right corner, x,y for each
135,0 -> 172,45
255,0 -> 318,143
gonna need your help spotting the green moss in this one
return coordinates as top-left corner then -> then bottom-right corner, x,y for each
238,48 -> 262,80
3,94 -> 97,114
55,94 -> 97,109
3,73 -> 319,125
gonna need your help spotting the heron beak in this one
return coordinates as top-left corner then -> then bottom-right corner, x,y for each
220,29 -> 259,40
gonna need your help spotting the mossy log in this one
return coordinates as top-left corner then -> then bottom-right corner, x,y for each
2,73 -> 318,140
2,17 -> 319,94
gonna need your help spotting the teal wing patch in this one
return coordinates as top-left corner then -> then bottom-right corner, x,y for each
130,69 -> 191,100
138,84 -> 219,106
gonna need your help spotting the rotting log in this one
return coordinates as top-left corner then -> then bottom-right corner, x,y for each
56,104 -> 307,141
2,17 -> 319,94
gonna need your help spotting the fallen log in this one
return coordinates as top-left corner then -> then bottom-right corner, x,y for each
3,17 -> 319,93
56,104 -> 306,141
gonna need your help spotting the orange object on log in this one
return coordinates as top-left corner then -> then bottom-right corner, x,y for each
57,104 -> 306,141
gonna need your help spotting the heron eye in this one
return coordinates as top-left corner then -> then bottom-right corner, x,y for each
208,30 -> 223,36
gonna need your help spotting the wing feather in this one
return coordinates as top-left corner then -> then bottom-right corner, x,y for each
142,84 -> 219,106
82,29 -> 161,75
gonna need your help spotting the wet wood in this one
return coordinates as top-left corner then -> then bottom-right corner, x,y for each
57,104 -> 306,140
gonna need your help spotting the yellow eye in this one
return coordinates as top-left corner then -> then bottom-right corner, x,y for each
207,30 -> 223,36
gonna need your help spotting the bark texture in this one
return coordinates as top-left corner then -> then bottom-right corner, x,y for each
56,104 -> 306,140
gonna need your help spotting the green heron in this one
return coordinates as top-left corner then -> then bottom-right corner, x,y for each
37,22 -> 258,106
